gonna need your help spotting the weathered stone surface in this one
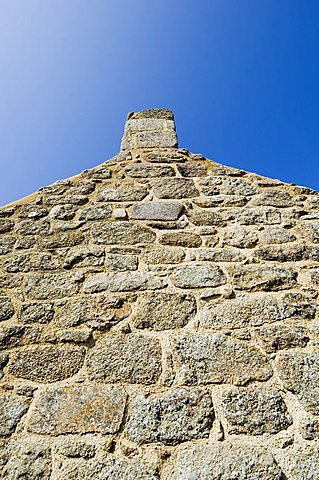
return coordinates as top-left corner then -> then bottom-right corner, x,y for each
62,246 -> 105,268
132,292 -> 196,330
78,204 -> 112,220
87,334 -> 162,384
99,184 -> 148,202
0,394 -> 29,436
256,324 -> 310,352
91,221 -> 156,244
0,236 -> 16,255
172,334 -> 272,385
15,218 -> 50,235
49,204 -> 77,220
252,189 -> 294,207
54,294 -> 131,329
199,176 -> 258,196
187,209 -> 225,226
223,387 -> 292,435
299,416 -> 319,440
159,231 -> 202,247
3,252 -> 60,272
255,244 -> 308,262
223,225 -> 258,248
164,442 -> 282,480
84,272 -> 166,293
0,325 -> 41,348
177,163 -> 207,177
27,384 -> 126,435
276,352 -> 319,414
9,345 -> 85,382
125,389 -> 213,445
260,227 -> 296,244
40,231 -> 84,249
45,194 -> 88,205
0,297 -> 14,322
125,164 -> 175,177
18,205 -> 48,219
0,274 -> 22,289
58,455 -> 159,480
297,221 -> 319,243
194,195 -> 248,207
196,248 -> 246,262
131,201 -> 183,221
0,219 -> 14,235
26,272 -> 83,299
121,112 -> 178,150
199,292 -> 315,330
221,177 -> 258,195
279,445 -> 319,480
170,264 -> 226,288
152,178 -> 199,199
69,181 -> 95,195
86,165 -> 112,179
108,254 -> 138,271
232,265 -> 297,291
20,302 -> 54,324
143,247 -> 185,264
0,440 -> 51,479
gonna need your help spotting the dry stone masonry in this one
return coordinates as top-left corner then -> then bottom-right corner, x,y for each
0,108 -> 319,478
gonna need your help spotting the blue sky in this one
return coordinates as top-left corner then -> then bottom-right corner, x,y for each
0,0 -> 319,206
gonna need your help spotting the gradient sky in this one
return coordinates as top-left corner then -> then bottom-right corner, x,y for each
0,0 -> 319,206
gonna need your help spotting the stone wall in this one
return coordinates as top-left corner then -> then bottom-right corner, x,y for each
0,109 -> 319,478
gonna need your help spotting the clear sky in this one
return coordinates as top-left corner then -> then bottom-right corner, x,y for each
0,0 -> 319,206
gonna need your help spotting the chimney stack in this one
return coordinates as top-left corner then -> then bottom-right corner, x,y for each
120,108 -> 178,151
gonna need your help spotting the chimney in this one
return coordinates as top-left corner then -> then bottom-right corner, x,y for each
120,108 -> 178,151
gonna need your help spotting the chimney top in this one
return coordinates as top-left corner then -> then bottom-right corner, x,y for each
121,108 -> 178,151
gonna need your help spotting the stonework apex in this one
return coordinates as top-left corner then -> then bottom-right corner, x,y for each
121,108 -> 178,151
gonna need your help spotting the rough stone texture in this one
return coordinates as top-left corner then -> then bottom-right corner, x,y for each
87,334 -> 162,384
169,264 -> 226,288
0,394 -> 29,436
54,294 -> 131,330
0,440 -> 52,479
91,221 -> 156,244
1,108 -> 319,478
131,201 -> 183,220
99,184 -> 148,202
223,387 -> 292,435
276,352 -> 319,414
164,442 -> 282,479
199,292 -> 315,330
132,292 -> 196,330
232,265 -> 297,291
28,384 -> 126,434
9,345 -> 85,382
57,455 -> 159,480
159,231 -> 202,247
84,272 -> 166,292
172,334 -> 272,385
125,389 -> 213,445
0,296 -> 14,321
25,272 -> 83,299
152,178 -> 199,198
278,445 -> 319,480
